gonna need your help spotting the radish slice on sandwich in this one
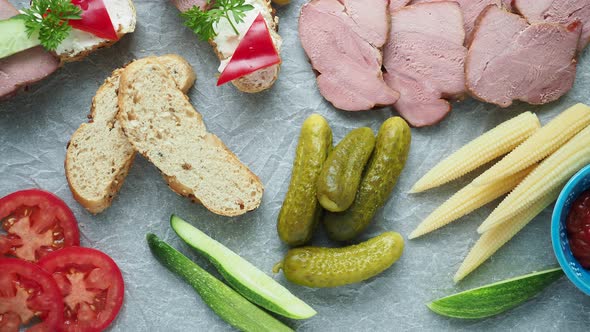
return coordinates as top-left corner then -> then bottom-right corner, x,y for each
69,0 -> 118,40
217,13 -> 280,86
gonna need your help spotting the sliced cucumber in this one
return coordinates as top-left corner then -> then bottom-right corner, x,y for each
0,18 -> 40,59
170,215 -> 317,320
428,267 -> 563,319
147,234 -> 293,332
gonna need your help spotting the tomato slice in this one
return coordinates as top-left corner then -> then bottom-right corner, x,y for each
217,13 -> 281,86
0,189 -> 80,262
69,0 -> 119,41
0,258 -> 64,332
38,247 -> 125,332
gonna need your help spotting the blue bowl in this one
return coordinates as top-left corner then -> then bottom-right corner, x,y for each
552,164 -> 590,296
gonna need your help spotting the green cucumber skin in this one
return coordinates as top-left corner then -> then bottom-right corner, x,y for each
146,234 -> 293,332
316,127 -> 376,212
0,18 -> 41,59
278,114 -> 333,246
280,232 -> 404,288
170,215 -> 317,320
324,117 -> 411,241
428,268 -> 564,319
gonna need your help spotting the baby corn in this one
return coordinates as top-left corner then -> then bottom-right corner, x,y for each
454,188 -> 560,282
409,165 -> 535,239
474,103 -> 590,186
478,124 -> 590,233
410,112 -> 539,193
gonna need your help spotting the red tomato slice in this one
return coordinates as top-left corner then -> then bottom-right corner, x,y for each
217,13 -> 281,86
0,189 -> 80,262
38,247 -> 125,332
69,0 -> 119,41
0,258 -> 64,332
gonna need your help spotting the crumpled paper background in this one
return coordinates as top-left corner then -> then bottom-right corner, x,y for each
1,0 -> 590,331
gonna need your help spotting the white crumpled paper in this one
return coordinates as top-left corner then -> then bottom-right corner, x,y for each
1,0 -> 590,331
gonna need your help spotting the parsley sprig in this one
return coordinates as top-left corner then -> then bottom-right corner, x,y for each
17,0 -> 82,51
182,0 -> 255,41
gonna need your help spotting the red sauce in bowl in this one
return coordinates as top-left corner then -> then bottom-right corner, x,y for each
567,191 -> 590,268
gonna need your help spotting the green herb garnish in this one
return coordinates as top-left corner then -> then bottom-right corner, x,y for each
17,0 -> 82,51
181,0 -> 255,41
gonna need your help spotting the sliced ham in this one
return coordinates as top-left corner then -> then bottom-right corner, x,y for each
410,0 -> 511,43
0,0 -> 59,99
389,0 -> 411,13
466,5 -> 580,108
170,0 -> 207,11
299,0 -> 399,111
514,0 -> 590,51
383,1 -> 467,127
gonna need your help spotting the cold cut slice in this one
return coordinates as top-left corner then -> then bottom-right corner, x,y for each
299,0 -> 399,111
410,0 -> 511,43
170,0 -> 207,11
389,0 -> 410,13
383,1 -> 467,127
0,0 -> 59,99
514,0 -> 590,51
466,5 -> 581,108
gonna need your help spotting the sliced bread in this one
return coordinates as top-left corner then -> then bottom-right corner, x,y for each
65,55 -> 196,214
117,57 -> 264,216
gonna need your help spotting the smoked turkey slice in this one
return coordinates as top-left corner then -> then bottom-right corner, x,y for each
514,0 -> 590,52
0,0 -> 60,99
410,0 -> 511,43
383,1 -> 467,127
466,5 -> 581,108
299,0 -> 399,111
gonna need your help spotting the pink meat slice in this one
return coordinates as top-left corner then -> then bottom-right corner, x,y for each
0,0 -> 60,99
514,0 -> 590,51
389,0 -> 411,13
466,5 -> 580,108
410,0 -> 511,43
383,1 -> 467,127
299,0 -> 399,111
170,0 -> 207,11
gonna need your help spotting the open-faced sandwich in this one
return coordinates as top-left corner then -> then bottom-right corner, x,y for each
0,0 -> 136,99
170,0 -> 282,93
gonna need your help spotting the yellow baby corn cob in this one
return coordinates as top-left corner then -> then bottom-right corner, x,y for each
454,188 -> 560,282
410,112 -> 539,193
409,165 -> 535,239
478,124 -> 590,234
474,103 -> 590,186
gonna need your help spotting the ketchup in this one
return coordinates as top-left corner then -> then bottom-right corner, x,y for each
566,190 -> 590,268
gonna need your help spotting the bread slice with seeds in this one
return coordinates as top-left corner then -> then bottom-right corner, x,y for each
65,55 -> 196,214
117,57 -> 264,216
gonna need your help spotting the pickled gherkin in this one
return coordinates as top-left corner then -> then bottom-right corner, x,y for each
277,114 -> 332,246
325,117 -> 411,241
316,127 -> 376,212
274,232 -> 404,288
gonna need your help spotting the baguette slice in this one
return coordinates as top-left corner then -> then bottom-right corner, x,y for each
66,55 -> 196,214
57,0 -> 137,62
117,57 -> 264,216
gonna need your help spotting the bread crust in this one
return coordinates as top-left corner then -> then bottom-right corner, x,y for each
66,55 -> 196,214
117,58 -> 264,216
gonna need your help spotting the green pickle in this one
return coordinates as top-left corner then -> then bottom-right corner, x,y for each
325,117 -> 411,241
316,127 -> 375,212
274,232 -> 404,288
277,114 -> 333,246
